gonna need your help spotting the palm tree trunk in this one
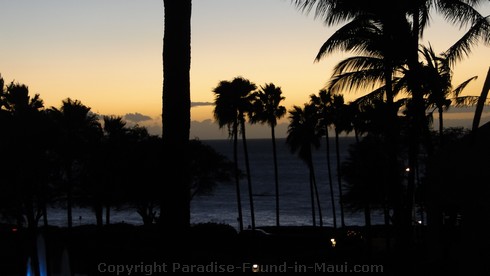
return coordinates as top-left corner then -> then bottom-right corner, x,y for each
471,66 -> 490,134
161,0 -> 192,230
438,107 -> 444,146
382,59 -> 397,255
233,123 -> 244,232
240,120 -> 255,229
310,164 -> 323,227
271,126 -> 280,227
308,169 -> 316,227
325,128 -> 337,229
335,129 -> 345,227
398,5 -> 423,253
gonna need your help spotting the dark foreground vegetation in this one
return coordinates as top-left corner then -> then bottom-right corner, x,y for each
1,222 -> 488,275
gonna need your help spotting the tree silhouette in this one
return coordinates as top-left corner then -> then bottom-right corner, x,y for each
330,94 -> 351,227
310,90 -> 337,229
213,76 -> 257,230
189,139 -> 236,200
101,115 -> 129,225
418,44 -> 478,146
286,104 -> 323,227
0,79 -> 48,229
161,0 -> 192,230
249,83 -> 286,227
47,98 -> 102,228
292,1 -> 490,257
0,77 -> 50,276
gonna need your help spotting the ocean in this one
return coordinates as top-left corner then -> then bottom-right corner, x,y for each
45,136 -> 385,229
191,136 -> 384,229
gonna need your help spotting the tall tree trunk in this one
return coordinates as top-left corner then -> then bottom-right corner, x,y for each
271,126 -> 280,227
310,163 -> 323,227
325,127 -> 337,229
471,67 -> 490,135
438,107 -> 444,146
308,168 -> 316,227
233,123 -> 244,232
161,0 -> 192,230
240,119 -> 255,229
383,56 -> 397,256
335,129 -> 345,227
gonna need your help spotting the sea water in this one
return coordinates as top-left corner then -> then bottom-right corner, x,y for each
44,137 -> 385,229
191,137 -> 384,229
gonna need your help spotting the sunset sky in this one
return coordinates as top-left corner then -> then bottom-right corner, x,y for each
1,0 -> 489,139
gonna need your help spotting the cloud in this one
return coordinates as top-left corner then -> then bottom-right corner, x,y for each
191,102 -> 213,107
123,112 -> 152,123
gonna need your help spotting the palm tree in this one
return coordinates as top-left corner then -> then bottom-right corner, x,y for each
1,81 -> 47,229
249,83 -> 286,227
330,94 -> 351,228
213,79 -> 243,231
311,8 -> 412,233
161,0 -> 192,230
48,98 -> 102,228
286,104 -> 323,227
1,79 -> 48,276
291,1 -> 490,250
418,44 -> 478,145
213,76 -> 257,230
101,115 -> 129,225
310,90 -> 337,229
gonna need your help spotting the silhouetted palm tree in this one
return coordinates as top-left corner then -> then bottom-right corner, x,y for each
472,67 -> 490,134
310,90 -> 337,229
292,3 -> 490,259
1,80 -> 47,229
405,6 -> 489,250
161,0 -> 192,230
101,115 -> 129,224
213,77 -> 257,230
314,9 -> 411,233
48,98 -> 102,228
286,104 -> 323,227
1,78 -> 51,276
418,44 -> 478,145
249,83 -> 286,227
331,94 -> 351,227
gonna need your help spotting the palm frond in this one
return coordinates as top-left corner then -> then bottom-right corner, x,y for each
452,75 -> 478,97
352,89 -> 384,111
452,95 -> 481,107
436,0 -> 487,28
445,15 -> 490,65
328,69 -> 385,94
315,17 -> 382,61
